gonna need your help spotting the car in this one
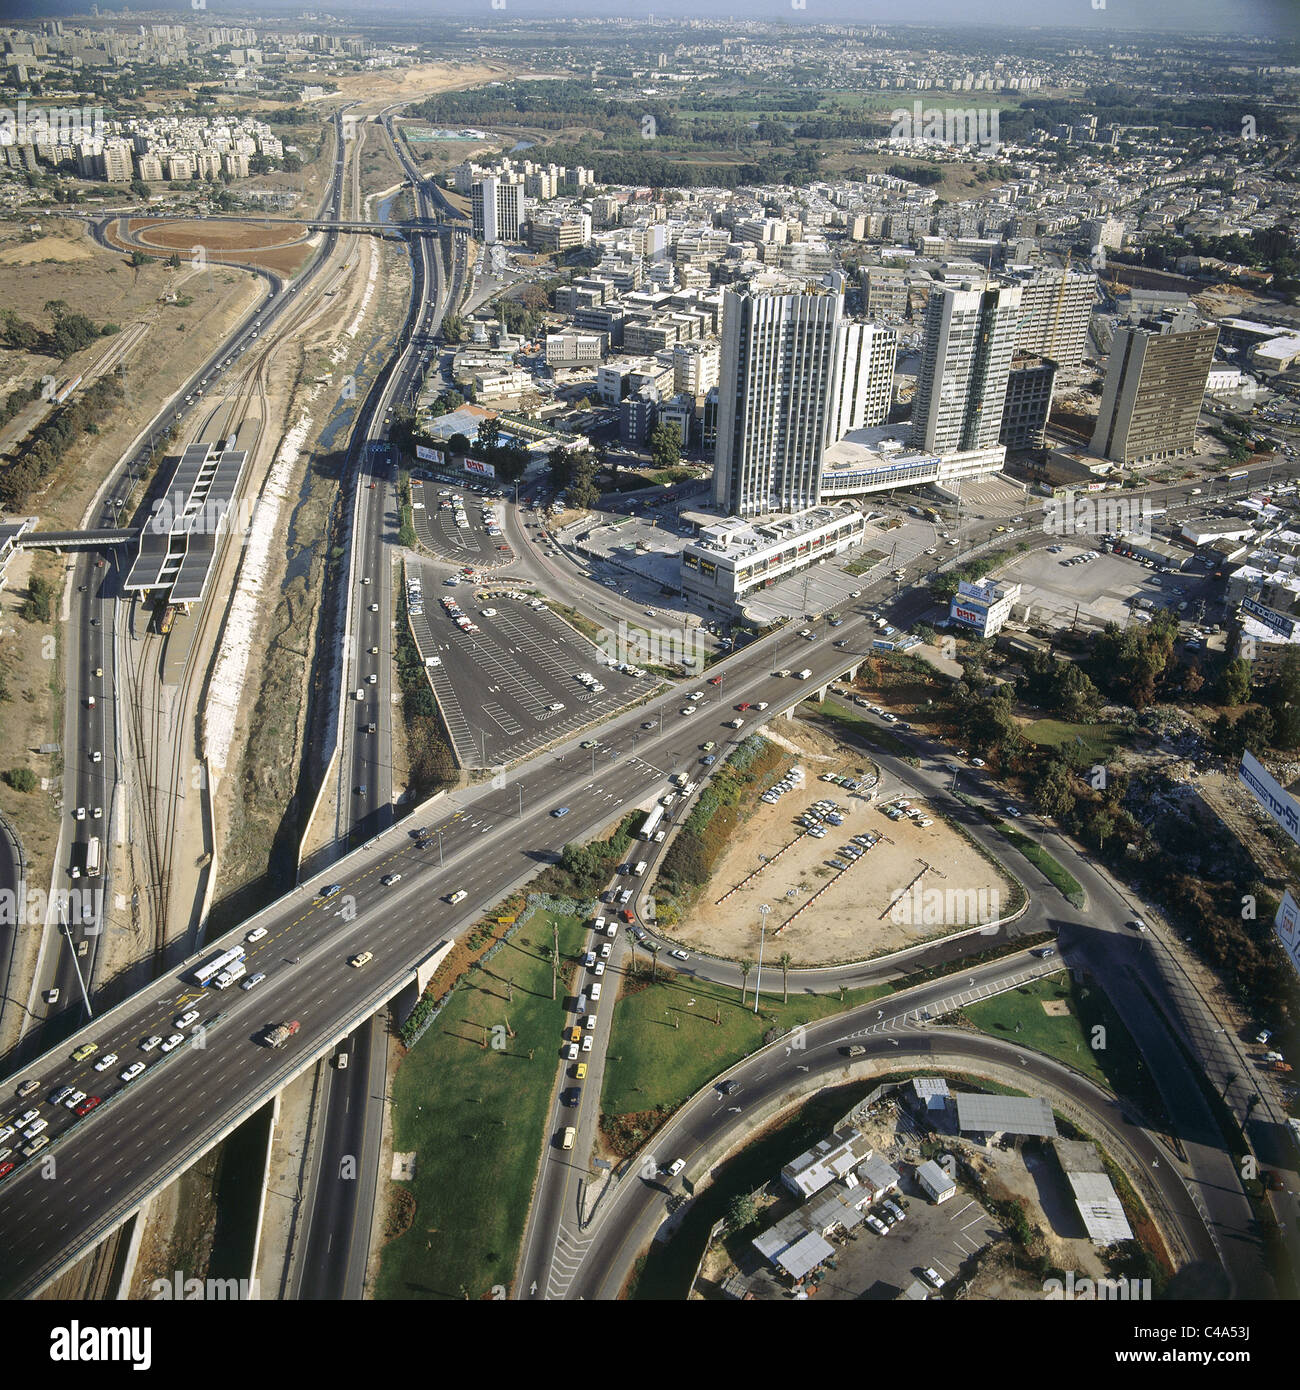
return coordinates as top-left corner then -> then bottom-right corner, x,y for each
140,1034 -> 165,1052
75,807 -> 86,821
969,757 -> 986,768
581,1033 -> 594,1052
1004,805 -> 1022,818
548,702 -> 565,712
865,1214 -> 889,1235
160,1032 -> 186,1052
50,1085 -> 75,1106
239,973 -> 266,992
670,948 -> 689,961
246,926 -> 267,944
319,883 -> 342,900
91,749 -> 102,764
641,721 -> 656,730
93,1050 -> 121,1073
74,1096 -> 101,1117
381,872 -> 402,887
174,1010 -> 200,1030
349,951 -> 373,968
552,807 -> 570,818
883,1199 -> 906,1223
1129,918 -> 1147,933
876,1205 -> 897,1226
922,1266 -> 945,1289
584,950 -> 596,968
71,1042 -> 98,1063
15,1109 -> 39,1130
87,695 -> 95,708
565,1042 -> 579,1061
120,1062 -> 146,1083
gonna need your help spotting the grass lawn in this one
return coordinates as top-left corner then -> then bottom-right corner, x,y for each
375,911 -> 586,1301
961,974 -> 1168,1125
602,964 -> 891,1121
1022,719 -> 1127,762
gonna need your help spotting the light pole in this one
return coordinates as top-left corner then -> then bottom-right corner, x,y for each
435,829 -> 444,867
754,904 -> 770,1014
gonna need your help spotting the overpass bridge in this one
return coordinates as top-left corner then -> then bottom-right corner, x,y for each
15,527 -> 135,552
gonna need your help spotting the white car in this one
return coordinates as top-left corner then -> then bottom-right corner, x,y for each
865,1214 -> 889,1235
159,1033 -> 185,1052
139,1035 -> 162,1052
63,1090 -> 87,1110
93,1052 -> 119,1072
246,927 -> 267,944
922,1266 -> 945,1289
670,949 -> 689,961
240,973 -> 266,992
120,1061 -> 146,1082
174,1011 -> 200,1030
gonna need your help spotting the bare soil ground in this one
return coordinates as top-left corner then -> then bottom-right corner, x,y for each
669,720 -> 1014,967
110,218 -> 316,279
331,61 -> 509,105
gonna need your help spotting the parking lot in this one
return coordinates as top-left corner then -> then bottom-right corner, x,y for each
999,542 -> 1222,632
406,578 -> 656,766
411,477 -> 515,570
670,722 -> 1014,965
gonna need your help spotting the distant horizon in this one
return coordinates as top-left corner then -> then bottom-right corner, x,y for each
1,0 -> 1295,42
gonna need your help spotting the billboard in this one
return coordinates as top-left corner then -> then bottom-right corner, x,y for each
415,444 -> 444,465
465,457 -> 495,478
1275,890 -> 1300,978
1241,596 -> 1298,639
1239,750 -> 1300,848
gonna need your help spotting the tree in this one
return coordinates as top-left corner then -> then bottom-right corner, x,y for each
778,952 -> 792,1004
724,1192 -> 757,1232
567,462 -> 600,511
647,421 -> 681,469
737,958 -> 754,1006
441,313 -> 465,344
4,768 -> 36,793
1217,656 -> 1253,706
447,432 -> 471,457
547,443 -> 574,491
130,178 -> 150,201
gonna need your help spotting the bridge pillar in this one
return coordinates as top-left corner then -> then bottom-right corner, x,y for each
816,684 -> 829,703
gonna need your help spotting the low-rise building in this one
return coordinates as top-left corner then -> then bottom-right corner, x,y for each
949,578 -> 1022,638
915,1158 -> 957,1204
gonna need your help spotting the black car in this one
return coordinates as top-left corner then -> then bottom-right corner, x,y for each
718,1079 -> 741,1095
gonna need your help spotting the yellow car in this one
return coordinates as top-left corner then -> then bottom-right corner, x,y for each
71,1042 -> 99,1063
348,951 -> 373,968
569,1025 -> 582,1044
575,1062 -> 588,1080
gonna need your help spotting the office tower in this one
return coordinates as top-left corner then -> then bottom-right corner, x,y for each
1000,355 -> 1058,450
1091,318 -> 1218,466
910,281 -> 1023,454
1011,267 -> 1097,368
713,283 -> 844,516
471,175 -> 523,244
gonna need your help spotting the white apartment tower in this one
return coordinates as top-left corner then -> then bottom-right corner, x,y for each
472,175 -> 524,244
910,281 -> 1023,455
713,283 -> 898,516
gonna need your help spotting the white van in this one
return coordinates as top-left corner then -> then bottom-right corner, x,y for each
796,669 -> 813,680
590,982 -> 602,1002
634,861 -> 648,877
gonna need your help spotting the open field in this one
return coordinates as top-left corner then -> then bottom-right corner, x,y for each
1021,719 -> 1127,762
600,964 -> 891,1127
376,911 -> 585,1301
663,719 -> 1015,967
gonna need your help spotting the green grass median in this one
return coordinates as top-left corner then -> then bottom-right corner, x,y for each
995,822 -> 1086,909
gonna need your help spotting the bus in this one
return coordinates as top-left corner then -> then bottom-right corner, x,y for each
1227,470 -> 1249,481
85,837 -> 101,878
193,945 -> 246,988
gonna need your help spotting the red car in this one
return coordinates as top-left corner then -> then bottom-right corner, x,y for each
709,676 -> 722,685
736,702 -> 751,711
74,1095 -> 101,1117
621,909 -> 634,923
0,1161 -> 14,1181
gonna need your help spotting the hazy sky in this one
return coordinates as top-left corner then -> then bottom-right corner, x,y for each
1,0 -> 1295,39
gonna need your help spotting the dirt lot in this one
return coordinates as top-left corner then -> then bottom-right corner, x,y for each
331,60 -> 510,106
110,218 -> 316,279
671,720 -> 1015,967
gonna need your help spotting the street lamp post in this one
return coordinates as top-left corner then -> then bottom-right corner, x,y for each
754,904 -> 770,1014
435,829 -> 444,867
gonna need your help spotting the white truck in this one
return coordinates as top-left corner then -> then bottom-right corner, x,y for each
796,668 -> 813,680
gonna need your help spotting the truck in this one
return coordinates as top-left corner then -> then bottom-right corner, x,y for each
796,668 -> 813,680
213,961 -> 246,990
1267,1059 -> 1292,1074
640,804 -> 665,840
261,1019 -> 301,1050
85,836 -> 101,878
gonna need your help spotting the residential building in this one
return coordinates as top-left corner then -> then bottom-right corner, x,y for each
472,174 -> 524,244
1010,267 -> 1097,368
910,281 -> 1023,455
1091,318 -> 1218,465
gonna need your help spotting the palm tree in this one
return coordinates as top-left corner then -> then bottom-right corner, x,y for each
628,936 -> 639,977
649,943 -> 660,982
778,952 -> 792,1004
738,958 -> 754,1006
